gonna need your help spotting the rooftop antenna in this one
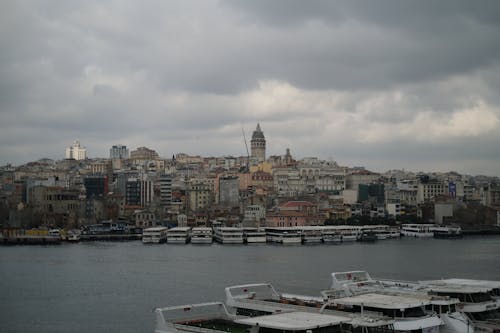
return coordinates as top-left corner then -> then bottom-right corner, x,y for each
242,127 -> 250,172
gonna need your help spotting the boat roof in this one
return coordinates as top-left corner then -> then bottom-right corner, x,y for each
235,311 -> 348,329
215,227 -> 243,231
168,227 -> 191,231
419,281 -> 492,293
144,227 -> 168,231
333,293 -> 431,309
438,278 -> 500,289
192,227 -> 212,231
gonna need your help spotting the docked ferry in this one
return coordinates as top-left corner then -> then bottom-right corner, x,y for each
265,227 -> 302,244
142,227 -> 168,244
190,227 -> 213,244
166,227 -> 191,244
213,226 -> 244,244
242,228 -> 266,244
401,224 -> 436,237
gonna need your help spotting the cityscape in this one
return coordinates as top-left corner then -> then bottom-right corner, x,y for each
1,122 -> 499,240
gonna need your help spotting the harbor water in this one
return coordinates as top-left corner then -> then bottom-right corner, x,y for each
1,236 -> 500,333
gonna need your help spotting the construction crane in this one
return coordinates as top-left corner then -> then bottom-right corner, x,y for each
242,127 -> 250,172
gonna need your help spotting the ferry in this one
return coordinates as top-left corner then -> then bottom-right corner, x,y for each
330,271 -> 474,333
432,226 -> 463,239
190,227 -> 213,244
365,225 -> 400,239
301,226 -> 323,244
356,229 -> 378,242
155,301 -> 373,333
401,224 -> 436,237
213,226 -> 244,244
224,283 -> 395,333
242,228 -> 266,244
142,227 -> 168,244
437,278 -> 500,301
418,279 -> 500,331
167,227 -> 191,244
317,226 -> 360,242
322,227 -> 342,244
265,227 -> 302,244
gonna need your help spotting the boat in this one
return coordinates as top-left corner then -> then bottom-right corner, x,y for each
321,227 -> 343,244
265,227 -> 301,244
401,224 -> 436,237
142,227 -> 168,244
301,226 -> 323,244
432,226 -> 463,239
224,283 -> 395,333
417,279 -> 500,332
155,301 -> 368,333
328,271 -> 474,333
242,228 -> 266,244
66,229 -> 81,242
436,278 -> 500,301
356,229 -> 378,242
167,227 -> 191,244
213,226 -> 244,244
190,227 -> 213,244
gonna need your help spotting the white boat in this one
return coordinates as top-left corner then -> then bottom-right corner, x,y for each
417,279 -> 500,332
432,226 -> 463,238
190,227 -> 213,244
437,278 -> 500,301
322,228 -> 342,244
242,228 -> 266,244
224,283 -> 394,333
66,229 -> 81,242
364,225 -> 400,240
155,301 -> 362,333
301,226 -> 323,244
142,227 -> 168,244
328,271 -> 473,333
401,224 -> 436,237
167,227 -> 191,244
265,227 -> 301,244
213,226 -> 244,244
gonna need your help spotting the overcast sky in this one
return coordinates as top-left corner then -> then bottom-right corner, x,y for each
1,1 -> 500,176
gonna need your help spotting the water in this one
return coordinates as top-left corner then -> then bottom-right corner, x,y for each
1,236 -> 500,333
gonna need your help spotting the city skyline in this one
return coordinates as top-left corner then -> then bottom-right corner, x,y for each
1,1 -> 500,176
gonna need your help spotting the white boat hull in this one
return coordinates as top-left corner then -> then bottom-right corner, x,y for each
191,237 -> 212,244
245,236 -> 267,243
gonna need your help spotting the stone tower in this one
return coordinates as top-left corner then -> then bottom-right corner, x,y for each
251,123 -> 266,163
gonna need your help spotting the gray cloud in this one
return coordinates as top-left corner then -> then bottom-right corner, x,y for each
0,1 -> 500,176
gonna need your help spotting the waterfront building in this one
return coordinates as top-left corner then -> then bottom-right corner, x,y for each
110,145 -> 129,159
65,140 -> 87,160
417,179 -> 447,203
140,177 -> 154,207
250,123 -> 266,164
125,178 -> 141,206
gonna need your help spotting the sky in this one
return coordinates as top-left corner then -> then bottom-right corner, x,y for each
1,1 -> 500,176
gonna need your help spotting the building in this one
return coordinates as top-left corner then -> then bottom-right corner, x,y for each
158,173 -> 172,206
187,179 -> 213,211
218,175 -> 239,208
130,146 -> 158,160
125,178 -> 141,206
110,145 -> 129,159
65,140 -> 87,160
250,123 -> 266,163
83,175 -> 108,199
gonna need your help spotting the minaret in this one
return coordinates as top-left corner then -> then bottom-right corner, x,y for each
251,123 -> 266,163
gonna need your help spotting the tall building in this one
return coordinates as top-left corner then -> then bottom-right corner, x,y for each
250,123 -> 266,163
158,173 -> 172,206
219,175 -> 239,208
110,145 -> 129,159
65,140 -> 87,160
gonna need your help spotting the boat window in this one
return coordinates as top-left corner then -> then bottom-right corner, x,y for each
400,307 -> 426,318
470,292 -> 492,303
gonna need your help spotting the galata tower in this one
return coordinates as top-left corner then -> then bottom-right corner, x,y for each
251,123 -> 266,163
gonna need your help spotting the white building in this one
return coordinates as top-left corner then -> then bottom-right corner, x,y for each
65,140 -> 87,160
